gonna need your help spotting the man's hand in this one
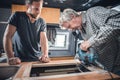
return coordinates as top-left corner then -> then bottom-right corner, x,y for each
8,57 -> 21,65
39,55 -> 50,63
80,41 -> 90,51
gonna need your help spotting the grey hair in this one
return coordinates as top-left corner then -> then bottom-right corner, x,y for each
59,8 -> 80,28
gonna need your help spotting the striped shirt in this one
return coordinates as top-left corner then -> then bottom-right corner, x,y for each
80,6 -> 120,72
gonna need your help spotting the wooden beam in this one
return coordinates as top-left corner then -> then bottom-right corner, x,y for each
13,62 -> 32,80
50,56 -> 74,60
27,71 -> 120,80
32,59 -> 81,67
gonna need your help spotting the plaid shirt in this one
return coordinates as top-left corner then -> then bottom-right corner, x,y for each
80,6 -> 120,72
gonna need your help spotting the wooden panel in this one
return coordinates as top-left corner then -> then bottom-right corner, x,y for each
12,5 -> 60,24
40,7 -> 60,24
12,5 -> 27,13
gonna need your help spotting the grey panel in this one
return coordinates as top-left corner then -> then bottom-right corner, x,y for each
0,8 -> 11,22
0,8 -> 11,52
0,24 -> 7,51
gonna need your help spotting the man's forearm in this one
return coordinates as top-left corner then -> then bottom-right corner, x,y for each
3,36 -> 14,58
39,32 -> 50,63
41,38 -> 48,56
40,32 -> 49,56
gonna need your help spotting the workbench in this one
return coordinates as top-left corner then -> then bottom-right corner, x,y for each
0,59 -> 120,80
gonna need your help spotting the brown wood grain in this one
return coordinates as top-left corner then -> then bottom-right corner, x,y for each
51,56 -> 74,60
13,62 -> 32,79
40,7 -> 60,24
12,5 -> 60,24
12,5 -> 27,13
2,59 -> 119,80
27,71 -> 120,80
0,63 -> 9,66
32,59 -> 81,67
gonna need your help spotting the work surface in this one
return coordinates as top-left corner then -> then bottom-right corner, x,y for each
0,59 -> 120,80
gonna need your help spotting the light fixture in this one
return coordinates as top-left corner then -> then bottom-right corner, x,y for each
53,0 -> 66,3
44,1 -> 48,5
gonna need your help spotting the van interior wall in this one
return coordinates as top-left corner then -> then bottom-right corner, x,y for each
0,8 -> 11,53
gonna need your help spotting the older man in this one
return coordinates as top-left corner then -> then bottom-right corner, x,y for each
60,6 -> 120,75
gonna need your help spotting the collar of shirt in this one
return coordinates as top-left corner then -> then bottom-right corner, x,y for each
81,12 -> 87,25
81,12 -> 87,33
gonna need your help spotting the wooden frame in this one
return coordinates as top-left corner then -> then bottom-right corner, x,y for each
11,60 -> 120,80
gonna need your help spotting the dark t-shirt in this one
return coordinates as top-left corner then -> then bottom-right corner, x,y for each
8,12 -> 46,61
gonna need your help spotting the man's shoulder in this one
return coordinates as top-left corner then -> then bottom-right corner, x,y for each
87,6 -> 107,12
37,17 -> 46,24
90,6 -> 105,9
86,6 -> 109,15
13,11 -> 26,16
88,6 -> 107,10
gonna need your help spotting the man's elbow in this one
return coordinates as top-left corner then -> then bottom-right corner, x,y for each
3,33 -> 11,41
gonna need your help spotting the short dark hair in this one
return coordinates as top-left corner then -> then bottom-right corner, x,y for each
25,0 -> 43,5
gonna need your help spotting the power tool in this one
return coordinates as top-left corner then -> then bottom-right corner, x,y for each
78,47 -> 98,65
77,47 -> 105,69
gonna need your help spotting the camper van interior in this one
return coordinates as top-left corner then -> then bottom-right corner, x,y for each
0,0 -> 120,80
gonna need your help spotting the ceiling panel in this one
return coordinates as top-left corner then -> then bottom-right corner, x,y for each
0,0 -> 120,11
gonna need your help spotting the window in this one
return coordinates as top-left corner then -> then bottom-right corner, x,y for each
55,34 -> 66,47
49,32 -> 69,50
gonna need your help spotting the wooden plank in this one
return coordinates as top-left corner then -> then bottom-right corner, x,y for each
32,59 -> 81,67
27,71 -> 120,80
0,63 -> 9,66
13,62 -> 32,80
50,56 -> 74,60
0,63 -> 20,67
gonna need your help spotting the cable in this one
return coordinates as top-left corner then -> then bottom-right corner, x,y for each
94,60 -> 114,80
104,66 -> 114,80
91,47 -> 115,80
